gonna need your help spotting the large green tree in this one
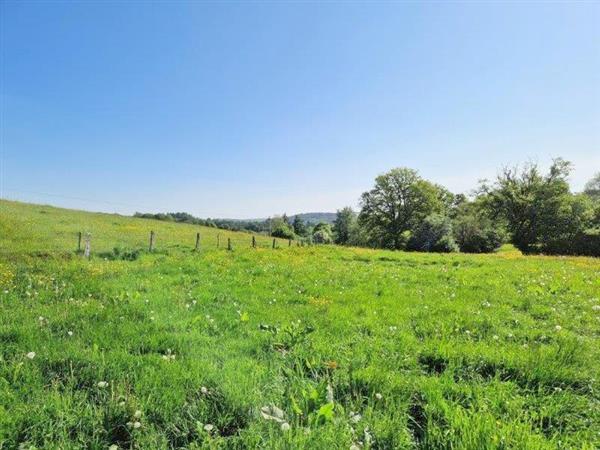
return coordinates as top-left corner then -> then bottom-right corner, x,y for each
481,159 -> 592,253
332,207 -> 355,245
292,215 -> 307,237
358,168 -> 446,249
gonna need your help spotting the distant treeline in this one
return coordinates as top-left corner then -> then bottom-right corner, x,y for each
134,212 -> 267,233
132,212 -> 334,236
135,158 -> 600,257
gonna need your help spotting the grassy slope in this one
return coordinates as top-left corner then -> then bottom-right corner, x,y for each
0,200 -> 599,449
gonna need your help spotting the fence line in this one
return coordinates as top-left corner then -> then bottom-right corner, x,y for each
76,230 -> 308,258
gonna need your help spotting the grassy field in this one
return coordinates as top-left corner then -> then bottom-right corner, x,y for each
1,199 -> 599,449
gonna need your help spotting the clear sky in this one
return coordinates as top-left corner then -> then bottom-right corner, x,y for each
1,1 -> 598,218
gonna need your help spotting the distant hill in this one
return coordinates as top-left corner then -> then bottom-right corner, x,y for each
289,212 -> 336,224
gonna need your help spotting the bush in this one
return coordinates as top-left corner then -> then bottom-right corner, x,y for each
271,223 -> 295,240
454,215 -> 505,253
541,230 -> 600,257
313,229 -> 333,244
407,214 -> 458,253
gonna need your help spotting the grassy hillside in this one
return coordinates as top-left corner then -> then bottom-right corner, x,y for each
1,200 -> 599,449
0,200 -> 289,257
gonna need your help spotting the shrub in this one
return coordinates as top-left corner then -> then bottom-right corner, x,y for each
313,229 -> 333,244
407,214 -> 458,253
541,230 -> 600,257
271,223 -> 295,240
454,215 -> 505,253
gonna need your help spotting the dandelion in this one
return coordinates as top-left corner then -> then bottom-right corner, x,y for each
492,335 -> 499,341
281,422 -> 291,431
555,325 -> 562,332
97,381 -> 109,388
133,421 -> 141,429
203,424 -> 214,432
67,331 -> 74,337
389,326 -> 397,332
134,410 -> 142,419
26,352 -> 36,359
109,445 -> 119,450
350,444 -> 361,450
375,393 -> 383,400
200,386 -> 209,395
592,305 -> 600,311
119,401 -> 126,407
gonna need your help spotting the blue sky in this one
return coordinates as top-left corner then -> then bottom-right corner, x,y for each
1,1 -> 598,218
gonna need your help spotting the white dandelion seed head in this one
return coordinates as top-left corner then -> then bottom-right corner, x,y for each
281,422 -> 291,431
200,386 -> 209,395
555,325 -> 562,331
375,393 -> 383,400
133,421 -> 141,429
26,352 -> 36,360
97,381 -> 109,388
67,331 -> 73,336
326,384 -> 334,403
134,410 -> 142,419
349,412 -> 362,423
203,424 -> 214,432
260,405 -> 285,423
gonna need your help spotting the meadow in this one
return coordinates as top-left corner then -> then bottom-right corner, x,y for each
1,200 -> 599,449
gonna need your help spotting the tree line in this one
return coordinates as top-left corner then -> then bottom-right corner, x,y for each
135,158 -> 599,256
335,159 -> 599,256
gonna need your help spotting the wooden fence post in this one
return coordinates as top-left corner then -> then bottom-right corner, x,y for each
288,239 -> 291,247
272,238 -> 276,249
217,234 -> 220,248
227,237 -> 232,251
252,236 -> 256,248
195,232 -> 200,251
77,231 -> 82,252
83,233 -> 91,259
149,231 -> 155,252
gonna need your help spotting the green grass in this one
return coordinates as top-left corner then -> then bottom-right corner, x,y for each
1,199 -> 599,449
